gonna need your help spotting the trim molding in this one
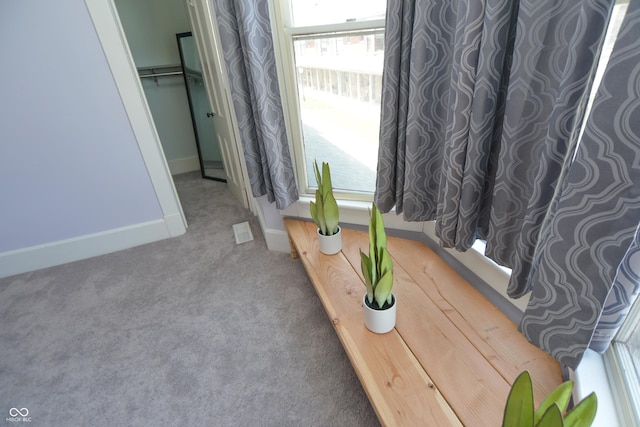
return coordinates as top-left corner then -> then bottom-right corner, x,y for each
0,219 -> 174,279
85,0 -> 187,232
264,228 -> 291,253
2,0 -> 197,279
250,197 -> 291,252
168,156 -> 200,175
573,350 -> 621,427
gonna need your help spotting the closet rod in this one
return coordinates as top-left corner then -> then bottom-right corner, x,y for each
139,71 -> 183,78
137,64 -> 183,79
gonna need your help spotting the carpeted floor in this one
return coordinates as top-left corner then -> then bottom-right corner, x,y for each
0,172 -> 379,427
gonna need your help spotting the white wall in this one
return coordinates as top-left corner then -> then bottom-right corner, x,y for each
0,0 -> 182,274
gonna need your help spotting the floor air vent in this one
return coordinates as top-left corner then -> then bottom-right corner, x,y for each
232,221 -> 254,244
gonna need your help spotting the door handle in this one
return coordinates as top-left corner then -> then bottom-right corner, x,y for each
207,112 -> 216,118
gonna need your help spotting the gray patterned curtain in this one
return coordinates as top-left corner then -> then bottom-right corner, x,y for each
490,0 -> 614,298
376,0 -> 519,242
590,228 -> 640,353
521,0 -> 640,368
376,0 -> 640,368
213,0 -> 298,209
377,0 -> 613,284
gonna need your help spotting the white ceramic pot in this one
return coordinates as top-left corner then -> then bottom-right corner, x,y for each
317,226 -> 342,255
363,293 -> 396,334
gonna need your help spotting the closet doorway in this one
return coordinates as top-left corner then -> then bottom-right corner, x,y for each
112,0 -> 248,209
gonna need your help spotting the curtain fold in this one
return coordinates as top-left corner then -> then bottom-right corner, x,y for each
376,0 -> 518,246
435,0 -> 519,250
376,0 -> 455,219
376,0 -> 640,368
376,0 -> 612,262
590,226 -> 640,353
520,0 -> 640,368
213,0 -> 298,209
495,0 -> 614,297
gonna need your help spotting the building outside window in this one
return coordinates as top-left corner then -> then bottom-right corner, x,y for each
274,0 -> 386,198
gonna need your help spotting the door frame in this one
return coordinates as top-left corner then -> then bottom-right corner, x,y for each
86,0 -> 188,233
86,0 -> 250,236
184,0 -> 250,209
86,0 -> 251,213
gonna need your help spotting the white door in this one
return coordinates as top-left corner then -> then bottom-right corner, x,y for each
185,0 -> 248,208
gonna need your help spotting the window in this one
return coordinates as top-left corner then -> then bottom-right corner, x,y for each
273,0 -> 386,198
607,298 -> 640,426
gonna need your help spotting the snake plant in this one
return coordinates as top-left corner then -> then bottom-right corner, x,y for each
310,160 -> 339,236
360,203 -> 394,309
503,371 -> 597,427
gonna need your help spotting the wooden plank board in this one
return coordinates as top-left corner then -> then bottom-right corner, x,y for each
285,219 -> 462,426
381,236 -> 562,403
341,227 -> 511,426
284,218 -> 562,426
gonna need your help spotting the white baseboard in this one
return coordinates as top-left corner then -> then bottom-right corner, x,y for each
263,228 -> 290,253
249,196 -> 290,253
0,218 -> 185,279
168,156 -> 200,175
163,212 -> 189,236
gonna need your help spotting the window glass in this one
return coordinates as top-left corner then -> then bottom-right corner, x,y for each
624,319 -> 640,382
290,0 -> 386,27
293,31 -> 383,193
280,1 -> 386,197
611,303 -> 640,425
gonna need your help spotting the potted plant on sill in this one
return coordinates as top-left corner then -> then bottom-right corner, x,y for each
502,370 -> 597,427
360,203 -> 396,334
310,160 -> 341,255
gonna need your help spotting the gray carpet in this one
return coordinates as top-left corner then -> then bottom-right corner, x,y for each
0,172 -> 379,427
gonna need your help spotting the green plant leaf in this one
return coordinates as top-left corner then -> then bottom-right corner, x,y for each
373,204 -> 386,247
503,371 -> 535,427
564,392 -> 597,427
310,201 -> 318,226
360,250 -> 374,304
380,247 -> 393,277
368,206 -> 376,264
313,160 -> 322,188
365,209 -> 376,288
321,162 -> 333,200
535,381 -> 574,425
373,204 -> 387,266
535,403 -> 563,427
315,190 -> 326,235
374,270 -> 393,309
324,191 -> 339,235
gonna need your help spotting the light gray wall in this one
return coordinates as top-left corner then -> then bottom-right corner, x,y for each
114,0 -> 198,163
115,0 -> 190,67
258,196 -> 287,230
0,1 -> 164,252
